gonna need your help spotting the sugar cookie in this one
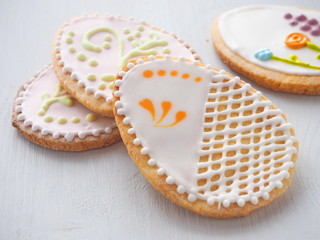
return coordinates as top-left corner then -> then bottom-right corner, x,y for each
53,14 -> 200,117
12,65 -> 121,151
113,56 -> 298,218
211,6 -> 320,94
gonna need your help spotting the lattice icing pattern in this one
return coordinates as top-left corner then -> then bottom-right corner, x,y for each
115,57 -> 297,207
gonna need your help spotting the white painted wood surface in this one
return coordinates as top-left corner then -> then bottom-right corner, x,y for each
1,0 -> 320,239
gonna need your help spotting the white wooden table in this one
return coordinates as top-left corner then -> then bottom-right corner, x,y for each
1,0 -> 320,239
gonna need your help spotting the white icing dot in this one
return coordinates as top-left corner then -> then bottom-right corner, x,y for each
65,132 -> 74,141
123,117 -> 131,125
41,129 -> 49,135
15,106 -> 22,113
117,109 -> 125,115
137,59 -> 144,64
127,63 -> 135,69
17,114 -> 26,121
193,54 -> 199,58
133,138 -> 141,145
62,67 -> 71,73
237,199 -> 245,207
147,159 -> 156,166
93,129 -> 100,136
77,81 -> 85,87
85,87 -> 95,93
251,196 -> 259,205
114,91 -> 122,97
55,54 -> 61,59
118,71 -> 126,77
16,97 -> 24,104
207,197 -> 215,205
105,127 -> 112,133
115,80 -> 122,87
115,101 -> 122,108
262,192 -> 270,200
53,132 -> 60,139
177,185 -> 185,194
78,132 -> 86,139
148,55 -> 155,61
71,72 -> 78,80
23,119 -> 32,127
31,124 -> 40,131
157,168 -> 165,175
276,181 -> 283,189
141,147 -> 149,155
223,199 -> 230,207
164,54 -> 170,59
58,60 -> 64,66
106,97 -> 113,103
127,128 -> 135,134
166,176 -> 174,184
188,194 -> 197,202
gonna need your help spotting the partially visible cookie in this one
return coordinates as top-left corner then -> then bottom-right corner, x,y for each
113,56 -> 298,218
12,65 -> 121,151
53,14 -> 200,117
211,5 -> 320,94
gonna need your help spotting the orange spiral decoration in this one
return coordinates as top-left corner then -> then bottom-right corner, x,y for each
284,33 -> 310,49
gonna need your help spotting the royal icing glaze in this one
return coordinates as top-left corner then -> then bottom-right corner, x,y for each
218,5 -> 320,75
115,57 -> 297,207
55,14 -> 198,103
15,65 -> 116,141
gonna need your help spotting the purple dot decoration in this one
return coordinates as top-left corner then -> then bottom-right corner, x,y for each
290,21 -> 298,26
296,14 -> 307,21
308,18 -> 318,25
300,24 -> 311,31
284,13 -> 293,19
311,30 -> 320,36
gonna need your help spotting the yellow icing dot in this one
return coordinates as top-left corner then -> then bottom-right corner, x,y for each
163,48 -> 170,54
68,46 -> 76,53
131,41 -> 139,48
88,59 -> 98,67
103,42 -> 111,49
57,117 -> 67,124
101,74 -> 115,82
137,25 -> 144,31
43,116 -> 53,122
123,28 -> 130,34
134,32 -> 141,38
108,82 -> 114,89
127,35 -> 134,41
105,35 -> 112,41
149,32 -> 156,38
71,117 -> 80,123
87,74 -> 96,81
68,31 -> 75,37
65,37 -> 73,44
38,110 -> 45,116
86,113 -> 97,122
77,52 -> 87,61
98,82 -> 107,90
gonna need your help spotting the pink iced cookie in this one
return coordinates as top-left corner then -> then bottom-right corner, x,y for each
12,65 -> 121,151
53,14 -> 200,117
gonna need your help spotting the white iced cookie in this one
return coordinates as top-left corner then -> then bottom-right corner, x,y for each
12,65 -> 121,151
212,5 -> 320,94
53,14 -> 199,117
113,56 -> 298,218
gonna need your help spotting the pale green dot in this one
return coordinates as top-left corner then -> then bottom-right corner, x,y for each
108,82 -> 114,89
87,74 -> 96,81
86,113 -> 97,122
103,42 -> 111,49
137,25 -> 144,32
68,46 -> 76,53
43,116 -> 53,122
163,47 -> 171,54
57,117 -> 67,124
71,117 -> 80,124
65,37 -> 73,44
105,35 -> 112,41
134,32 -> 141,38
127,35 -> 134,41
123,28 -> 130,34
98,82 -> 107,90
77,52 -> 87,61
38,110 -> 45,116
88,59 -> 98,67
131,41 -> 139,48
101,74 -> 115,82
68,31 -> 75,37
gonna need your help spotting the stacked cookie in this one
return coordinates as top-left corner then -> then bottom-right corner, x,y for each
12,11 -> 299,218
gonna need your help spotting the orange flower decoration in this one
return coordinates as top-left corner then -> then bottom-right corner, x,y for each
284,33 -> 310,49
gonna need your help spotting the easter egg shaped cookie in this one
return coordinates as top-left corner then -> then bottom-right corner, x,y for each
113,56 -> 298,218
12,65 -> 121,151
53,14 -> 199,117
212,6 -> 320,94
